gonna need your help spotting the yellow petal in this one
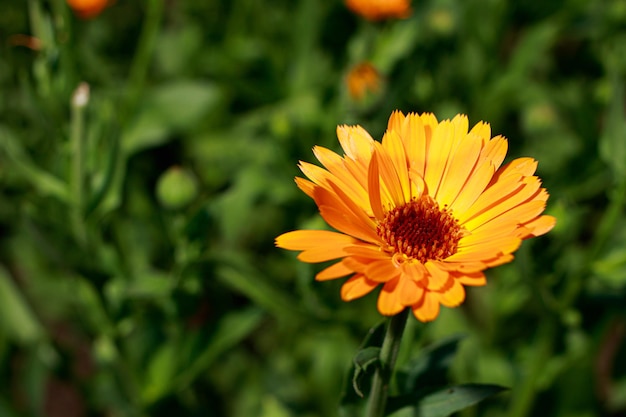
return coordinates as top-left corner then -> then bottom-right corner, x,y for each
382,129 -> 411,203
481,135 -> 508,170
374,143 -> 405,208
401,113 -> 429,178
337,125 -> 375,163
424,120 -> 455,197
449,161 -> 495,214
435,131 -> 483,207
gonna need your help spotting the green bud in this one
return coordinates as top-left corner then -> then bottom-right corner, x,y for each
156,166 -> 199,210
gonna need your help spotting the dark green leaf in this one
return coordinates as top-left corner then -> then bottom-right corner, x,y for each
398,334 -> 466,394
352,346 -> 381,398
340,320 -> 386,407
415,384 -> 508,417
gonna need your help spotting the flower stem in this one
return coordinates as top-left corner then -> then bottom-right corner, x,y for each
365,308 -> 409,417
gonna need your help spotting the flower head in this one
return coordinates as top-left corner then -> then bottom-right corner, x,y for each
67,0 -> 109,19
345,0 -> 412,21
347,62 -> 382,101
276,111 -> 555,322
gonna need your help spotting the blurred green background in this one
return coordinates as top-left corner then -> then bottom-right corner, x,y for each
1,0 -> 626,416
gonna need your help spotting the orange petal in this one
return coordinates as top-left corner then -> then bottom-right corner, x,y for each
313,146 -> 370,210
316,261 -> 354,281
437,278 -> 466,307
377,278 -> 405,315
399,277 -> 425,306
520,214 -> 556,238
454,271 -> 487,286
411,291 -> 440,322
341,274 -> 379,301
425,261 -> 450,290
387,110 -> 406,132
368,150 -> 385,219
313,186 -> 379,243
295,177 -> 316,198
364,259 -> 402,283
275,230 -> 359,262
401,261 -> 427,282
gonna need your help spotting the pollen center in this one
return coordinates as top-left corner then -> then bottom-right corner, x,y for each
376,196 -> 463,264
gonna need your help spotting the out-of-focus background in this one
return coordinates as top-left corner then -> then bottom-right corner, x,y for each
1,0 -> 626,416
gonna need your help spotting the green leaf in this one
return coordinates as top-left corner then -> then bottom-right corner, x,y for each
0,265 -> 43,344
340,320 -> 386,408
174,307 -> 264,390
352,346 -> 381,398
141,341 -> 180,405
0,126 -> 69,202
399,334 -> 466,394
414,384 -> 508,417
599,74 -> 626,179
122,81 -> 222,154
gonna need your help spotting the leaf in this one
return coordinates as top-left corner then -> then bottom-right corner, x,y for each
340,320 -> 386,408
174,307 -> 264,390
122,81 -> 222,154
414,384 -> 508,417
141,341 -> 180,405
599,74 -> 626,179
0,265 -> 43,345
398,334 -> 466,393
0,126 -> 69,202
352,347 -> 381,398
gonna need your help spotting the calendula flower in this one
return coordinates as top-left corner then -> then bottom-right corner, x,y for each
276,111 -> 555,322
347,62 -> 382,101
66,0 -> 109,19
346,0 -> 412,21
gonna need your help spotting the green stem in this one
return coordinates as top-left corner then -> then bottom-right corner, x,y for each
70,82 -> 89,245
122,0 -> 164,125
365,309 -> 409,417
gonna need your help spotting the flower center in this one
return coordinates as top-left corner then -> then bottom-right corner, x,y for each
376,196 -> 463,264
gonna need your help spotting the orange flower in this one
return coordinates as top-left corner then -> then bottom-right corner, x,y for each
66,0 -> 109,19
347,62 -> 382,101
276,111 -> 555,322
345,0 -> 412,21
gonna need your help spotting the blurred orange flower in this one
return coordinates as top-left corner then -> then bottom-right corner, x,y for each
66,0 -> 109,19
276,111 -> 555,322
346,0 -> 412,21
347,62 -> 382,101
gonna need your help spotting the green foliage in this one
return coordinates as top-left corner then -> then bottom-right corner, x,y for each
1,0 -> 626,416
